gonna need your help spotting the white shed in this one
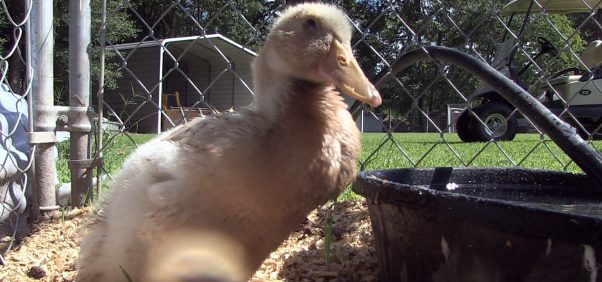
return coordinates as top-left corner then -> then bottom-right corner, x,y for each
104,34 -> 256,133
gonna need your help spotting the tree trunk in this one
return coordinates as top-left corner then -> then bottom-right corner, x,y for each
168,9 -> 178,38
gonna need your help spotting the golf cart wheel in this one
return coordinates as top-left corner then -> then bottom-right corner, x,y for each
456,110 -> 478,142
471,102 -> 518,141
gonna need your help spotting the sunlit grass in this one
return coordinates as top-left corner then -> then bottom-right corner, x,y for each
55,133 -> 155,184
55,132 -> 602,201
359,133 -> 592,172
338,132 -> 601,200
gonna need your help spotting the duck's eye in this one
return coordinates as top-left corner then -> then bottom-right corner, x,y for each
303,18 -> 318,32
338,55 -> 348,66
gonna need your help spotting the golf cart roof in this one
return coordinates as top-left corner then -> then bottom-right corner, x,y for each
501,0 -> 601,16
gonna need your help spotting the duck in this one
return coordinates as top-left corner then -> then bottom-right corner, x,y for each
77,3 -> 381,281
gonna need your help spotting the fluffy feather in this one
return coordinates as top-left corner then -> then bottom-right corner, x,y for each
77,3 -> 380,281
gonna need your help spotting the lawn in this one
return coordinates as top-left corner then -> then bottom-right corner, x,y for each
359,133 -> 598,172
55,132 -> 601,199
55,133 -> 156,184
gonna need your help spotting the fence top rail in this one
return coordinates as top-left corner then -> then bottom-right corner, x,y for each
107,33 -> 258,57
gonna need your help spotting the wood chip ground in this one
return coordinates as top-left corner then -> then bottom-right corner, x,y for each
1,200 -> 378,281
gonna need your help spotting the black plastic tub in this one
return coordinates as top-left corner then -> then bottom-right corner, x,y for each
352,167 -> 602,282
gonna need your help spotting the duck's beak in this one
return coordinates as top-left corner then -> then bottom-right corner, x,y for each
318,39 -> 382,108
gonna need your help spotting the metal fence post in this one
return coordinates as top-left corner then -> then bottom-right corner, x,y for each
69,0 -> 93,207
30,0 -> 57,219
96,0 -> 108,200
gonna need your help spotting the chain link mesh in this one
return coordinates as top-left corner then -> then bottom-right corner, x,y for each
94,0 -> 602,178
1,0 -> 602,265
0,0 -> 33,264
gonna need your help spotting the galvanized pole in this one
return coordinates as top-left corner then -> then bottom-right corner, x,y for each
96,0 -> 107,199
25,0 -> 36,223
69,0 -> 93,207
30,0 -> 57,219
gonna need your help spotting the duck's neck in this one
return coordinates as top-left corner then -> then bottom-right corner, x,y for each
251,51 -> 349,132
250,54 -> 360,204
251,55 -> 292,122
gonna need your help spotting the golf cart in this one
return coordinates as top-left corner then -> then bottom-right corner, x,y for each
456,0 -> 602,142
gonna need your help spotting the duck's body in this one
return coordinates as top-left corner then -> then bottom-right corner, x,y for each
78,3 -> 380,281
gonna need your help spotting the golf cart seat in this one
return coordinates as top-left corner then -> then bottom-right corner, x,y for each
581,40 -> 602,69
576,40 -> 602,80
550,40 -> 602,80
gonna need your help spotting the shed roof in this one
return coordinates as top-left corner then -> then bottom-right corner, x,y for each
108,34 -> 257,66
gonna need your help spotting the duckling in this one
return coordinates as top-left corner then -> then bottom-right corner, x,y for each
77,3 -> 381,281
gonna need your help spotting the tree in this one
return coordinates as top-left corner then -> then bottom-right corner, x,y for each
0,8 -> 6,53
53,0 -> 139,105
328,0 -> 511,126
66,0 -> 590,130
0,1 -> 27,93
568,10 -> 602,43
124,0 -> 280,50
327,0 -> 586,131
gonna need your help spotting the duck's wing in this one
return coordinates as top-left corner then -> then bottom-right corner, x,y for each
161,108 -> 267,155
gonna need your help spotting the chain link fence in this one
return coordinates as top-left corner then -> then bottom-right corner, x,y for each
1,0 -> 602,266
96,0 -> 602,173
0,0 -> 33,264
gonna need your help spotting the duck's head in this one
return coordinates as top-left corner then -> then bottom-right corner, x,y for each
259,3 -> 382,108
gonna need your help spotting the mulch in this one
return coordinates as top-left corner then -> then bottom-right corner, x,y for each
0,200 -> 378,282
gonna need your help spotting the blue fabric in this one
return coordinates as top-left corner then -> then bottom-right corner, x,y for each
0,84 -> 29,221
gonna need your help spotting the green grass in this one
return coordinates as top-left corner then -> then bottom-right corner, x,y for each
97,133 -> 156,176
344,132 -> 601,201
55,132 -> 602,201
55,133 -> 155,185
359,133 -> 600,172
